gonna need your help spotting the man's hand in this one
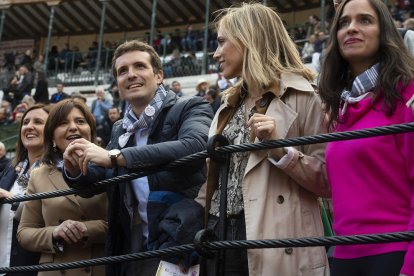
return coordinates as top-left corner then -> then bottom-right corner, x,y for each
65,138 -> 112,175
0,188 -> 13,199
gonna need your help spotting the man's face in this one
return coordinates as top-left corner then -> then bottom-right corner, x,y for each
108,108 -> 120,122
19,66 -> 27,75
199,82 -> 209,92
115,50 -> 163,109
57,84 -> 64,93
171,82 -> 181,93
96,90 -> 105,100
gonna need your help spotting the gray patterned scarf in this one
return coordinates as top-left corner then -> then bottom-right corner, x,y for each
118,85 -> 167,148
340,63 -> 379,115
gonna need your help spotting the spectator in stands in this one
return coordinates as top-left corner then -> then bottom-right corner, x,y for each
70,46 -> 83,71
312,31 -> 327,70
307,14 -> 321,37
33,54 -> 44,73
319,0 -> 414,275
404,18 -> 414,30
12,102 -> 28,122
91,87 -> 112,122
91,87 -> 112,139
17,64 -> 34,98
216,72 -> 232,92
181,25 -> 196,53
3,75 -> 20,109
196,3 -> 329,275
205,87 -> 221,114
48,46 -> 59,72
50,83 -> 70,104
19,49 -> 33,68
302,34 -> 316,63
62,40 -> 213,275
195,79 -> 209,97
0,141 -> 10,174
70,92 -> 87,104
33,72 -> 50,104
171,80 -> 183,97
33,55 -> 45,85
0,100 -> 13,124
102,107 -> 121,146
0,104 -> 49,276
17,100 -> 107,276
87,41 -> 99,71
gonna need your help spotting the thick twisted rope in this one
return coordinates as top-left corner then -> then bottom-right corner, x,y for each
1,122 -> 414,205
1,231 -> 413,273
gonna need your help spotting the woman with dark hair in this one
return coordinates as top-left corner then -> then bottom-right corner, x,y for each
17,99 -> 107,276
319,0 -> 414,275
0,104 -> 49,275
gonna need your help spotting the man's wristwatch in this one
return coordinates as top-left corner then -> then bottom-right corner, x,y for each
108,149 -> 121,167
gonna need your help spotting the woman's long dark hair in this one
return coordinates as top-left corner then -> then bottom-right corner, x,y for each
319,0 -> 414,129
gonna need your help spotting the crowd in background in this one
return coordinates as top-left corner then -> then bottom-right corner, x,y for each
0,0 -> 414,275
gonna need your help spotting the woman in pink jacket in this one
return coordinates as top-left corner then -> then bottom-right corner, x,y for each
319,0 -> 414,275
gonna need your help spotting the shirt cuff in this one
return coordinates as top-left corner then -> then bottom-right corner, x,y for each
64,167 -> 82,180
267,147 -> 295,169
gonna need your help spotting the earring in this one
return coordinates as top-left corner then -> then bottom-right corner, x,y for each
53,142 -> 57,152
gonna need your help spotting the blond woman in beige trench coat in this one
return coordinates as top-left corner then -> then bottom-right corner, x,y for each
17,99 -> 108,276
195,3 -> 331,276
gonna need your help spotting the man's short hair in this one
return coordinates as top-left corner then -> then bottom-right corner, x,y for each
111,40 -> 162,79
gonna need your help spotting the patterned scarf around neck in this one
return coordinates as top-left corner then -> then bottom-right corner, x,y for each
340,63 -> 379,115
118,85 -> 167,148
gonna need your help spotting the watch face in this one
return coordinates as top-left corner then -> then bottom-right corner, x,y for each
109,149 -> 121,157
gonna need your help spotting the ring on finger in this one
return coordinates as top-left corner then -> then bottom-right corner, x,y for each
257,122 -> 261,127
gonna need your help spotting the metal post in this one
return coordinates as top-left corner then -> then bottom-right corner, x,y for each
95,0 -> 109,86
149,0 -> 158,45
44,5 -> 56,75
320,0 -> 326,33
201,0 -> 211,75
0,9 -> 6,43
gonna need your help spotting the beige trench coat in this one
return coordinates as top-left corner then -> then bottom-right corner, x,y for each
197,73 -> 331,276
17,165 -> 108,276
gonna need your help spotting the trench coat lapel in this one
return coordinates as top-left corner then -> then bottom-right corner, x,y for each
244,96 -> 298,175
48,168 -> 81,207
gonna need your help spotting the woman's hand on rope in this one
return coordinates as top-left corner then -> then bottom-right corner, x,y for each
52,219 -> 88,245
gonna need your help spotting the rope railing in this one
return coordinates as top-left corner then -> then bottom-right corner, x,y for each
1,231 -> 414,273
1,122 -> 414,205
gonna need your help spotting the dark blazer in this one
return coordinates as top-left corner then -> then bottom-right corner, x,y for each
33,80 -> 50,104
65,90 -> 213,276
50,92 -> 70,104
0,164 -> 39,276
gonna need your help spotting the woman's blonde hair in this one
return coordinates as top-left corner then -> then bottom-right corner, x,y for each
215,2 -> 315,91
